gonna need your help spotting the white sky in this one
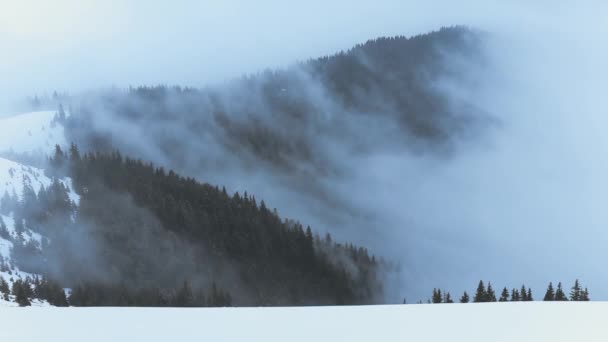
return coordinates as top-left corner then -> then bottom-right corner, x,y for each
1,0 -> 603,103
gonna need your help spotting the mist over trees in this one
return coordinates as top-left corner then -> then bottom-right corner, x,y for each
57,28 -> 487,257
3,145 -> 385,306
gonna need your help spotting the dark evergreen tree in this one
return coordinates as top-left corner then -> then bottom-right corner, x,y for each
473,280 -> 486,303
555,282 -> 568,301
543,282 -> 555,301
12,280 -> 31,307
570,279 -> 582,301
486,282 -> 497,302
581,288 -> 590,301
499,287 -> 509,302
511,289 -> 520,302
459,291 -> 469,303
518,285 -> 526,301
444,292 -> 453,304
526,288 -> 533,301
432,288 -> 443,304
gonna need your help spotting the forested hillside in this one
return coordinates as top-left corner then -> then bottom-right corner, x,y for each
3,26 -> 487,306
4,145 -> 383,306
63,26 -> 484,175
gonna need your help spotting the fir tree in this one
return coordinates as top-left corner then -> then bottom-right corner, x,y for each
543,282 -> 555,301
459,291 -> 469,303
581,288 -> 590,301
486,282 -> 497,302
444,292 -> 453,304
499,287 -> 509,302
511,288 -> 520,302
519,285 -> 527,301
555,282 -> 568,301
432,288 -> 443,304
12,280 -> 31,307
474,280 -> 486,303
526,288 -> 533,301
570,279 -> 581,301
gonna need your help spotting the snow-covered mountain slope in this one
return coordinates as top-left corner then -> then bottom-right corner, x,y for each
0,111 -> 77,306
0,110 -> 66,155
0,157 -> 79,204
0,302 -> 606,341
0,157 -> 79,304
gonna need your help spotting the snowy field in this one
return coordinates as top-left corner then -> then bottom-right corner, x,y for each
0,110 -> 66,155
1,303 -> 607,341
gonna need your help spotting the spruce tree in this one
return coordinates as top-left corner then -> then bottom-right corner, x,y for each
526,288 -> 533,301
444,292 -> 453,304
519,285 -> 527,301
13,281 -> 31,307
460,291 -> 470,303
432,288 -> 443,304
543,282 -> 555,301
511,289 -> 520,302
555,282 -> 568,301
581,288 -> 590,301
474,280 -> 486,303
570,279 -> 581,301
486,282 -> 497,302
499,287 -> 509,302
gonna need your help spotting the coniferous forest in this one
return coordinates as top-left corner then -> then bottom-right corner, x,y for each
2,26 -> 597,308
2,145 -> 383,306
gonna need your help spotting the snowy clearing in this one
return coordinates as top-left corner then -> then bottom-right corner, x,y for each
0,303 -> 607,341
0,110 -> 66,155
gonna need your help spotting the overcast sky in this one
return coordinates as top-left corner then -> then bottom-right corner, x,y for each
1,0 -> 603,104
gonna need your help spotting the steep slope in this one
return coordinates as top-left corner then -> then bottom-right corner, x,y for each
0,110 -> 77,306
0,110 -> 383,307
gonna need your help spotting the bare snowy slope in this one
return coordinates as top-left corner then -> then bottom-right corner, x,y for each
0,110 -> 66,155
1,303 -> 606,341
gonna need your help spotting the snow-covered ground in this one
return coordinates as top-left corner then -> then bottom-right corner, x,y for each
0,297 -> 50,307
0,110 -> 77,305
0,156 -> 79,205
0,303 -> 606,341
0,110 -> 66,155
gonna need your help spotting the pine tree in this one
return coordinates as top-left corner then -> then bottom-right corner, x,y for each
432,288 -> 443,304
543,282 -> 555,301
570,279 -> 581,301
519,285 -> 527,301
460,291 -> 469,303
511,288 -> 520,302
581,288 -> 590,301
486,282 -> 497,302
526,288 -> 533,301
444,292 -> 453,304
499,287 -> 510,302
555,282 -> 568,301
474,280 -> 486,303
12,281 -> 31,307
